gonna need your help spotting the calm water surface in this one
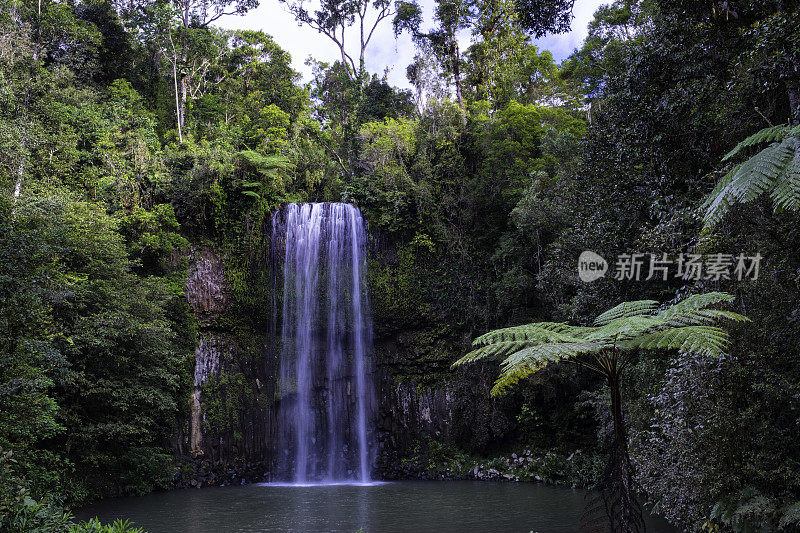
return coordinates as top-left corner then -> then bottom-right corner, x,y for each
78,481 -> 676,533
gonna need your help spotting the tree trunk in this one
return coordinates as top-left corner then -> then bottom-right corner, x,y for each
13,86 -> 29,204
581,367 -> 645,533
189,389 -> 204,457
788,63 -> 799,125
13,140 -> 24,202
609,372 -> 625,442
779,0 -> 800,125
451,38 -> 463,105
453,52 -> 463,104
172,59 -> 183,143
180,70 -> 187,128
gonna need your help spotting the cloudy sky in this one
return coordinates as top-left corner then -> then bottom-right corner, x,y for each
217,0 -> 606,88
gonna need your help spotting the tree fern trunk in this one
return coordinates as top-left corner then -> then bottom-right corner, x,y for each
788,79 -> 799,126
581,371 -> 645,533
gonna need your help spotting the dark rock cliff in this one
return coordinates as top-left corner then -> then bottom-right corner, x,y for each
178,248 -> 274,482
177,233 -> 511,483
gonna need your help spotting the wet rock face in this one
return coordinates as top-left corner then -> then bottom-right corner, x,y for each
173,456 -> 269,489
186,250 -> 229,324
182,250 -> 241,462
189,390 -> 204,456
189,335 -> 229,457
383,381 -> 453,440
194,336 -> 223,387
372,330 -> 517,480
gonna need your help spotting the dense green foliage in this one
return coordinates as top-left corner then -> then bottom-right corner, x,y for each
1,0 -> 799,531
0,449 -> 143,532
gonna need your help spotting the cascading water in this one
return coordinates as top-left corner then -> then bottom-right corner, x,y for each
271,203 -> 374,483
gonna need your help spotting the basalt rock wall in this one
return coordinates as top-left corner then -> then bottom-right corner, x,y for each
177,236 -> 511,481
177,248 -> 274,475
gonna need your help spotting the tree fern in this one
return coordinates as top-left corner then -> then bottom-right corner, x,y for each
704,124 -> 800,228
454,293 -> 748,533
721,124 -> 799,162
454,292 -> 746,397
235,151 -> 293,196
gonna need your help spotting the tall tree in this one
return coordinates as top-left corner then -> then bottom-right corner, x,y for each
122,0 -> 258,141
513,0 -> 573,37
394,0 -> 472,104
280,0 -> 398,79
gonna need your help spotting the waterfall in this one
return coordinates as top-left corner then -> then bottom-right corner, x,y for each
271,203 -> 374,483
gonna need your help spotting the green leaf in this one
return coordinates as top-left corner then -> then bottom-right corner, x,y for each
593,300 -> 659,326
704,128 -> 800,228
491,342 -> 603,396
721,124 -> 792,162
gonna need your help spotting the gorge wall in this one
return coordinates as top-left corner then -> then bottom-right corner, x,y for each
175,211 -> 513,482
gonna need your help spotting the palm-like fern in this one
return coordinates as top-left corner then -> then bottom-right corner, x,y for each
235,151 -> 293,199
454,292 -> 748,532
703,124 -> 800,228
454,292 -> 746,396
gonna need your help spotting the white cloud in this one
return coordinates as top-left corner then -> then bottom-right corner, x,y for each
216,0 -> 607,88
533,0 -> 606,61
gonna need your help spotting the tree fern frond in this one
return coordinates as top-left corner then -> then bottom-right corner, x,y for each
490,360 -> 539,397
453,341 -> 538,366
732,140 -> 794,201
259,155 -> 293,171
490,342 -> 603,396
657,292 -> 733,317
235,151 -> 293,173
501,342 -> 603,369
471,322 -> 582,346
770,138 -> 800,211
704,132 -> 800,228
721,124 -> 792,162
702,162 -> 741,227
702,167 -> 737,210
583,316 -> 660,342
622,326 -> 730,356
661,309 -> 749,327
593,300 -> 659,326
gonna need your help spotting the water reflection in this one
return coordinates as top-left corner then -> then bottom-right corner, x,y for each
77,481 -> 676,533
